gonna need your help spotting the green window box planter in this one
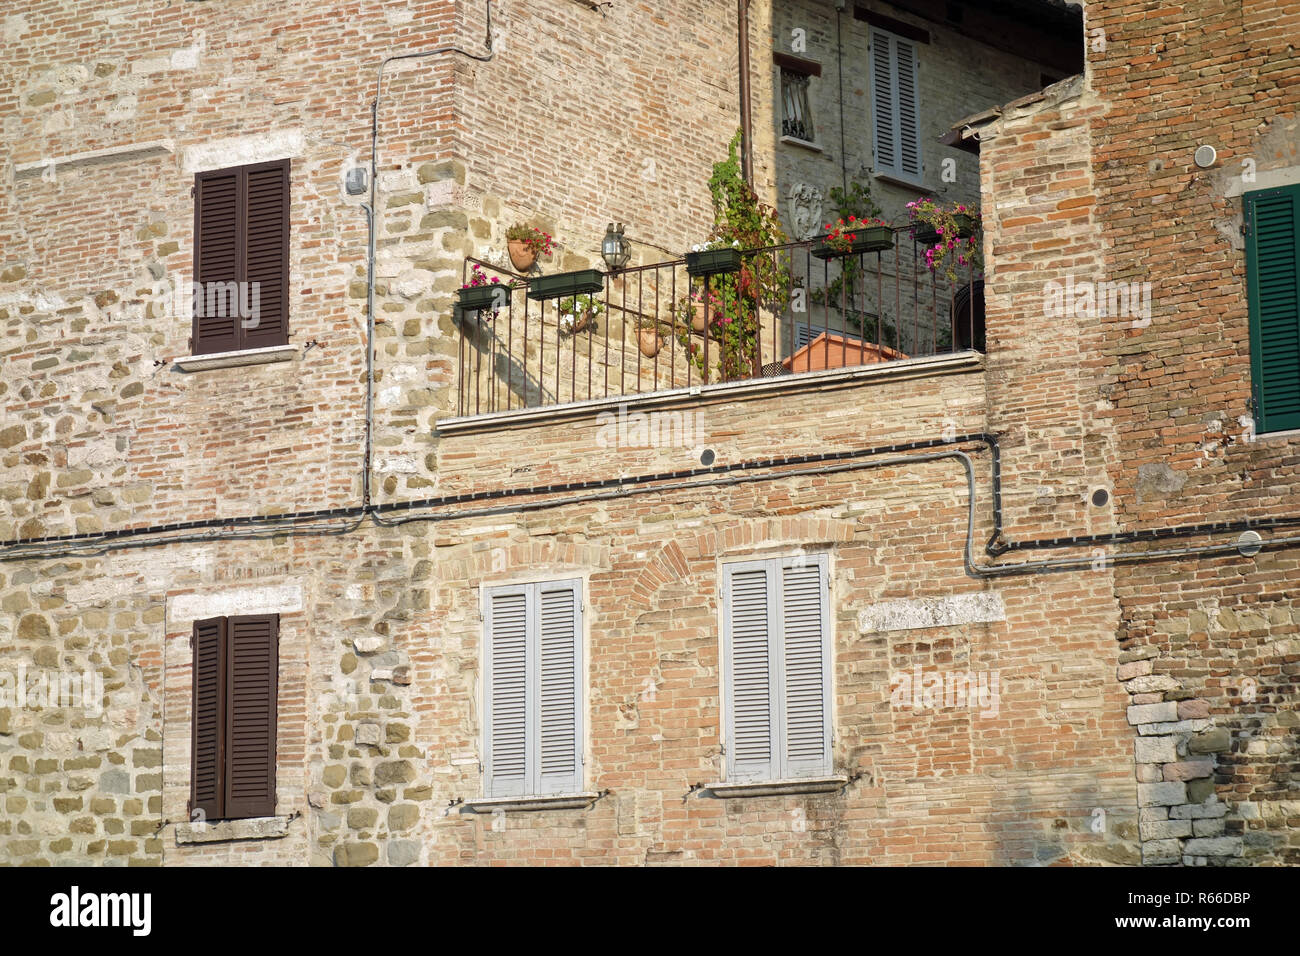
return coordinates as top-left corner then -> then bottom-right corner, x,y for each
811,226 -> 895,259
912,224 -> 941,246
952,214 -> 978,238
457,285 -> 510,312
685,247 -> 742,276
526,268 -> 605,301
911,215 -> 978,247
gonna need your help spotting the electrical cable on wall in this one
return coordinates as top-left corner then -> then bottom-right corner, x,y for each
7,431 -> 1300,579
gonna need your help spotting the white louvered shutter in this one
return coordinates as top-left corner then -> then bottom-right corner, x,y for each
724,563 -> 778,782
778,557 -> 831,777
870,28 -> 923,184
536,581 -> 582,795
484,586 -> 529,797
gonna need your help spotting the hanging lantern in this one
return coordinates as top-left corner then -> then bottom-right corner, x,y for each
601,221 -> 630,271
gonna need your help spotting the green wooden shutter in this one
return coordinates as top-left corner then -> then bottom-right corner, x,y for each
1245,184 -> 1300,433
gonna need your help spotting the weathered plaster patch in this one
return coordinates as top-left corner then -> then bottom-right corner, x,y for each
3,14 -> 29,42
168,583 -> 303,622
858,590 -> 1006,633
1222,163 -> 1300,198
182,129 -> 306,174
1136,462 -> 1186,502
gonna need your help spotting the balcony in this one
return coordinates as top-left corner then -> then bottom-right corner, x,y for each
452,229 -> 984,420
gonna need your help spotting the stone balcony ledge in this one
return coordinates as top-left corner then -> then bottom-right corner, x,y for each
438,350 -> 984,435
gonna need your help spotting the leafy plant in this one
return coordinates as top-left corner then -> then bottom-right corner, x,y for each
673,285 -> 750,380
505,223 -> 555,258
680,129 -> 791,381
906,198 -> 982,283
827,180 -> 882,227
822,214 -> 892,253
672,286 -> 723,327
557,293 -> 602,334
461,263 -> 508,290
810,179 -> 897,344
557,293 -> 603,317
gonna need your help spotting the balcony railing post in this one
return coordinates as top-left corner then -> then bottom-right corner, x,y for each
670,264 -> 678,391
702,275 -> 711,385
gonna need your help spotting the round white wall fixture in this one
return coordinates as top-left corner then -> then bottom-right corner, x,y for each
1194,145 -> 1217,169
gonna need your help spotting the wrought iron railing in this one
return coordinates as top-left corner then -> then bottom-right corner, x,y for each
453,228 -> 984,417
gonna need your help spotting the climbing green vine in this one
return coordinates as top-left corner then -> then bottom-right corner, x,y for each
676,130 -> 791,381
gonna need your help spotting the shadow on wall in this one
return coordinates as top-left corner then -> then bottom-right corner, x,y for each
989,781 -> 1140,866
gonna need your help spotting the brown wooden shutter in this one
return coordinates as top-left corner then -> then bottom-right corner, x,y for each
190,617 -> 227,821
241,160 -> 290,350
192,160 -> 289,355
224,614 -> 279,819
192,169 -> 242,355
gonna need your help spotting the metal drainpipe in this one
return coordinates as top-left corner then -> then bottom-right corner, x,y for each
737,0 -> 754,185
836,7 -> 847,194
362,3 -> 495,510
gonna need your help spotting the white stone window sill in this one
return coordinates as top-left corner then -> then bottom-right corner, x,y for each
459,792 -> 602,813
174,344 -> 297,371
1254,426 -> 1300,441
871,171 -> 929,191
780,135 -> 823,153
699,775 -> 848,799
174,815 -> 291,845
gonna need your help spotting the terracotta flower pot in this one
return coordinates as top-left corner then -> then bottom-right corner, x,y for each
559,309 -> 594,334
691,302 -> 708,334
508,239 -> 537,272
637,329 -> 662,357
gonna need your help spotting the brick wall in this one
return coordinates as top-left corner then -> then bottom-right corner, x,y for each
1085,0 -> 1300,865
